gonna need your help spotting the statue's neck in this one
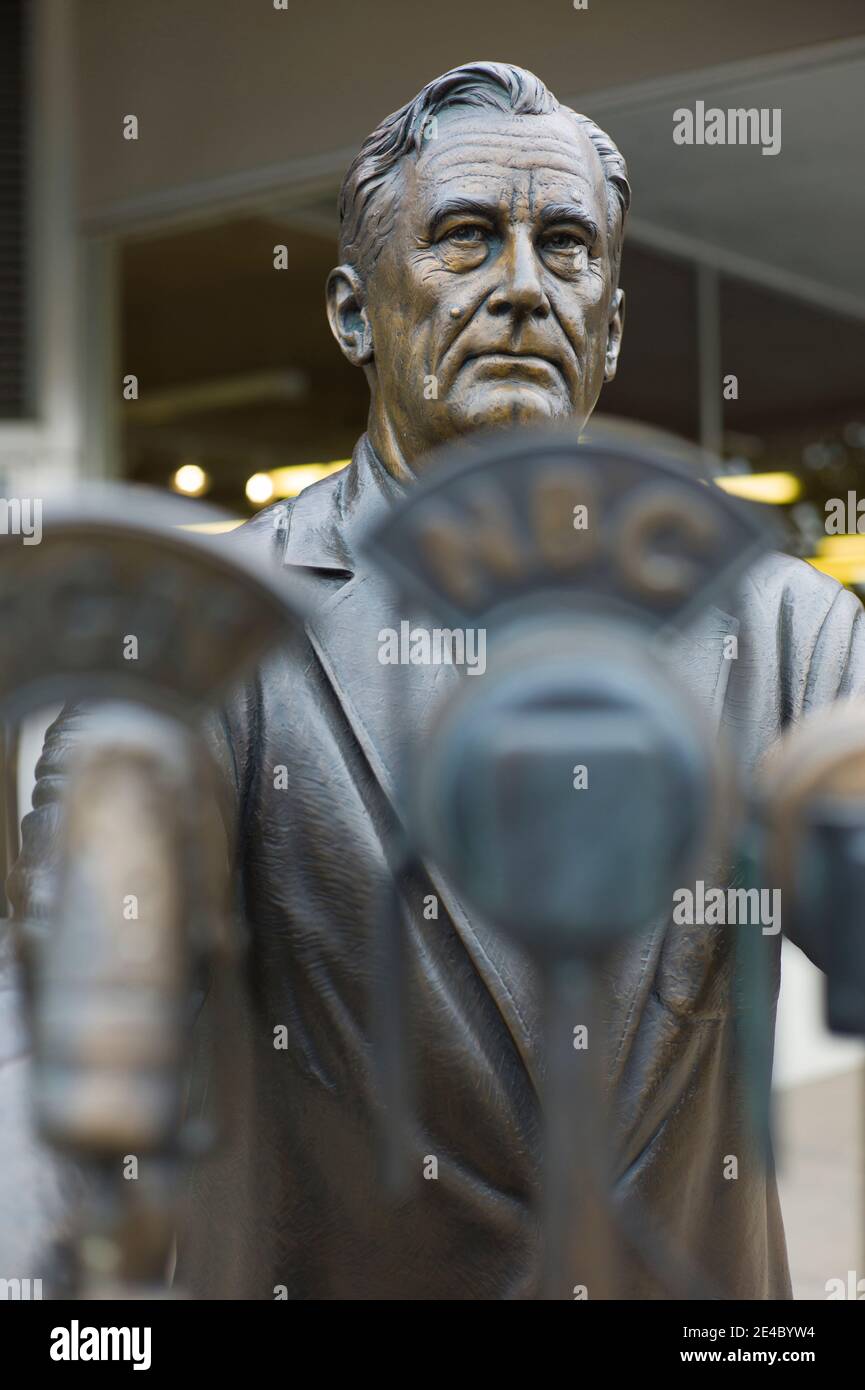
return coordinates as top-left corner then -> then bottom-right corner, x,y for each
366,399 -> 419,488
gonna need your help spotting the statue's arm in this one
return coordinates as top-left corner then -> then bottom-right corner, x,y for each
781,582 -> 865,968
801,583 -> 865,710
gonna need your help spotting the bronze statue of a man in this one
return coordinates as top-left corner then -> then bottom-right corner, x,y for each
7,61 -> 865,1299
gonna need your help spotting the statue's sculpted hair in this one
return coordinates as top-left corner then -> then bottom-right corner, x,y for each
338,60 -> 631,284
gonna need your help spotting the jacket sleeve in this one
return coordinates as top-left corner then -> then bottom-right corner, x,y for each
802,583 -> 865,709
783,582 -> 865,967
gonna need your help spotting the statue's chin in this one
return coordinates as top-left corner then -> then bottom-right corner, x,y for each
449,383 -> 572,434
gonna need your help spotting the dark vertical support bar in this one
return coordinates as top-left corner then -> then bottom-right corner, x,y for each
541,957 -> 616,1301
0,724 -> 8,917
734,825 -> 774,1166
373,858 -> 414,1196
697,262 -> 723,469
373,605 -> 416,1197
5,720 -> 20,869
0,720 -> 19,915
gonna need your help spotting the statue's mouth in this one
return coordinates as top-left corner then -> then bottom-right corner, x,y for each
460,350 -> 565,384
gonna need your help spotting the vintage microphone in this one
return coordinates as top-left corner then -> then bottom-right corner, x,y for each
364,424 -> 770,1298
0,485 -> 308,1297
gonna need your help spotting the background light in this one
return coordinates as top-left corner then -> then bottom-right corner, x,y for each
246,472 -> 275,504
714,472 -> 803,505
808,534 -> 865,586
171,462 -> 209,496
267,461 -> 349,498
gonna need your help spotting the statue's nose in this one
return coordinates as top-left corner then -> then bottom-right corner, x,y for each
487,232 -> 550,319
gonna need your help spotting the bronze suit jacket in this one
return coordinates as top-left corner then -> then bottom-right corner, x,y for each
4,433 -> 865,1299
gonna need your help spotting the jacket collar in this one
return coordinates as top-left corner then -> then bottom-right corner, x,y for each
281,434 -> 404,576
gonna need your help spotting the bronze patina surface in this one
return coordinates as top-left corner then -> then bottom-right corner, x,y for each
5,62 -> 865,1299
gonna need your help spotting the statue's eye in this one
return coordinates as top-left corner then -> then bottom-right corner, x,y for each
544,231 -> 583,251
445,225 -> 486,244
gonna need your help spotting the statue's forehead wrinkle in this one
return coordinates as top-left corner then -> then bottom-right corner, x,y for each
411,115 -> 604,202
423,170 -> 592,187
416,109 -> 595,165
419,140 -> 592,176
417,152 -> 596,180
418,134 -> 589,169
409,151 -> 603,218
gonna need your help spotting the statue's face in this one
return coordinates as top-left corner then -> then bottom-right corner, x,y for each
335,106 -> 625,473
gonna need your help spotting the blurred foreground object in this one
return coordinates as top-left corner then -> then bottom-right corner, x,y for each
0,486 -> 307,1297
757,702 -> 865,1037
367,425 -> 770,1298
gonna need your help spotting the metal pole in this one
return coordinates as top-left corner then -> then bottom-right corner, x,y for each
697,262 -> 723,469
541,958 -> 617,1300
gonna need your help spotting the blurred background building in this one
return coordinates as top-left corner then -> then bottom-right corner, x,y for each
2,0 -> 864,1295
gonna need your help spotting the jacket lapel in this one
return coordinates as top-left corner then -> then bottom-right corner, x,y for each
284,437 -> 462,807
282,438 -> 546,1096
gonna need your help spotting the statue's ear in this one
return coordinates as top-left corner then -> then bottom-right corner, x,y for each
604,288 -> 625,383
326,264 -> 374,366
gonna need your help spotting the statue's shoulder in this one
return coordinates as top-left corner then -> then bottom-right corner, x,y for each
738,549 -> 861,628
228,466 -> 350,571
